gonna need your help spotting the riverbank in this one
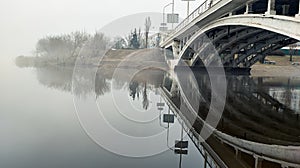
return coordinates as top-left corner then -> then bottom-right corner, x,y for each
15,48 -> 168,69
16,50 -> 300,77
15,49 -> 138,68
101,53 -> 300,77
251,56 -> 300,77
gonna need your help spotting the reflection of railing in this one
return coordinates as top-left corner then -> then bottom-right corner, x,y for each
160,87 -> 227,168
214,131 -> 300,167
171,0 -> 221,36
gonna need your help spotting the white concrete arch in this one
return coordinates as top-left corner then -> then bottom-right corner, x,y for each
176,14 -> 300,68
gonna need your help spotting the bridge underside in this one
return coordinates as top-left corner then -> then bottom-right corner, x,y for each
179,25 -> 298,68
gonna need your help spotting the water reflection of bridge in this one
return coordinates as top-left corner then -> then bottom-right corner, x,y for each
33,65 -> 300,167
258,77 -> 300,113
160,71 -> 300,168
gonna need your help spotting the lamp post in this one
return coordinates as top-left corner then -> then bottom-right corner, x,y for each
182,0 -> 196,17
161,0 -> 179,30
172,0 -> 175,29
163,2 -> 174,25
187,1 -> 190,16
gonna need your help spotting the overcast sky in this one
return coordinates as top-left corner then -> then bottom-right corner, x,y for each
0,0 -> 203,56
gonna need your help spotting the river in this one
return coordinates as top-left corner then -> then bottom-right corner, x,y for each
1,55 -> 299,167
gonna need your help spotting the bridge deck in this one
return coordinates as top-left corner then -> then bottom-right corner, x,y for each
161,0 -> 257,47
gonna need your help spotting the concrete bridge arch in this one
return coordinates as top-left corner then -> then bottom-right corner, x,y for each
176,14 -> 300,68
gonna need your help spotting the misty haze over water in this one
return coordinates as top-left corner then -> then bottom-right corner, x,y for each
1,0 -> 300,168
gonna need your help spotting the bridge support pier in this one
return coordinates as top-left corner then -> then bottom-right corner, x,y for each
265,0 -> 276,15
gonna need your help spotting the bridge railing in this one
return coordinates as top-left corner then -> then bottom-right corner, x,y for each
173,0 -> 221,34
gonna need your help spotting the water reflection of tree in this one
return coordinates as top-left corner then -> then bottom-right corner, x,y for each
128,69 -> 165,110
129,81 -> 150,110
70,68 -> 99,98
36,66 -> 73,92
35,65 -> 112,98
35,65 -> 165,110
142,82 -> 149,110
95,74 -> 110,98
129,81 -> 140,100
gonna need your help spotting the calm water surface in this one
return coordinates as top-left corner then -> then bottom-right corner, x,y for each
0,58 -> 206,168
1,56 -> 300,168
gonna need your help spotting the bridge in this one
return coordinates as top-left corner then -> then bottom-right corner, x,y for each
160,0 -> 300,69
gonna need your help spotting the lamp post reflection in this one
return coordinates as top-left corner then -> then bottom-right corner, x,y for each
157,97 -> 188,168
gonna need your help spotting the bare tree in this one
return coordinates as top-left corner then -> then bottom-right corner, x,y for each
36,35 -> 72,63
145,17 -> 151,48
35,31 -> 109,64
88,32 -> 110,57
69,31 -> 89,57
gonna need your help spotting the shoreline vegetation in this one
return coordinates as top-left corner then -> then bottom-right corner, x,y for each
14,29 -> 300,77
15,48 -> 168,69
15,17 -> 164,69
15,49 -> 138,68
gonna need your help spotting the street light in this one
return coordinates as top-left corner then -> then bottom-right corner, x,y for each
182,0 -> 196,17
161,0 -> 179,31
161,2 -> 173,32
172,0 -> 175,29
162,2 -> 173,28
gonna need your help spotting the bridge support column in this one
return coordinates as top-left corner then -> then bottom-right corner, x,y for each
296,0 -> 300,18
179,40 -> 183,50
172,40 -> 180,59
254,156 -> 263,168
170,81 -> 179,97
265,0 -> 276,15
235,148 -> 241,159
244,2 -> 253,14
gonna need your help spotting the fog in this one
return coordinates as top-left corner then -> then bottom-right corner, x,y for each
0,0 -> 202,59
